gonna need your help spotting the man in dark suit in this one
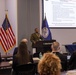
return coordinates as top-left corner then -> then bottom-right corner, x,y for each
13,47 -> 18,56
68,51 -> 76,70
51,41 -> 67,71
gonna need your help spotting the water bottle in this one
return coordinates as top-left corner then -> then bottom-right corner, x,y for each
39,52 -> 42,59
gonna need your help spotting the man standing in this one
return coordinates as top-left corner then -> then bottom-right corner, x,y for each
30,28 -> 43,53
30,28 -> 43,47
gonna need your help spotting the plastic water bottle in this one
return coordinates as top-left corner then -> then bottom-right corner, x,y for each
39,52 -> 42,59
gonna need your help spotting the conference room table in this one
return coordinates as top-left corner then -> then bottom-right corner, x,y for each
0,57 -> 40,68
1,54 -> 13,61
0,58 -> 74,75
0,61 -> 12,75
0,61 -> 12,68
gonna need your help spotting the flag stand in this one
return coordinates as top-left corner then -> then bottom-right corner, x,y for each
5,52 -> 7,55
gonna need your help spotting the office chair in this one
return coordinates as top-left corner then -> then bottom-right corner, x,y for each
15,63 -> 36,75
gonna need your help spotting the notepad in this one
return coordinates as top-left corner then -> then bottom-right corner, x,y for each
66,70 -> 76,75
9,61 -> 13,64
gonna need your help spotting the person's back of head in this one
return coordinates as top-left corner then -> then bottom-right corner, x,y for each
18,38 -> 28,55
38,52 -> 61,75
21,38 -> 28,43
16,39 -> 30,64
13,38 -> 28,56
18,42 -> 28,55
51,41 -> 60,52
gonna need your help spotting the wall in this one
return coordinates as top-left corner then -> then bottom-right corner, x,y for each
51,29 -> 76,53
0,0 -> 5,54
17,0 -> 41,53
0,0 -> 5,25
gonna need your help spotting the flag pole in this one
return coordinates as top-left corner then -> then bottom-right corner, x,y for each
45,13 -> 46,19
5,10 -> 8,18
5,10 -> 8,14
5,10 -> 8,55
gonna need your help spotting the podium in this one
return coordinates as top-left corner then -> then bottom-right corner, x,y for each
33,40 -> 56,53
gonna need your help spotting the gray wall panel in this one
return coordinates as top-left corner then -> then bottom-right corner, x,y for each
17,0 -> 40,52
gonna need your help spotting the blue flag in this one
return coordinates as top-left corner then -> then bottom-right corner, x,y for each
42,17 -> 52,40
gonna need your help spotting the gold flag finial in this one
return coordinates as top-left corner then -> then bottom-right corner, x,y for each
5,10 -> 8,14
5,10 -> 8,18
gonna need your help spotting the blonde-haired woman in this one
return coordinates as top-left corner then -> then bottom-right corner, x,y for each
38,52 -> 61,75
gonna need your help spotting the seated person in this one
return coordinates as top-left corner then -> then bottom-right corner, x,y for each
38,52 -> 61,75
13,39 -> 28,56
13,47 -> 18,56
51,41 -> 67,71
12,39 -> 33,71
68,51 -> 76,70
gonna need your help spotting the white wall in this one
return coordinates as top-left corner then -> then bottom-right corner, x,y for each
0,0 -> 5,26
0,0 -> 6,54
51,29 -> 76,53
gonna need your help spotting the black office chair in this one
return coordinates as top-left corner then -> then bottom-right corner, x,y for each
15,63 -> 36,75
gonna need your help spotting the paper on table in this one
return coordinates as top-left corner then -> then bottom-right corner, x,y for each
9,61 -> 13,64
66,70 -> 76,75
33,58 -> 40,61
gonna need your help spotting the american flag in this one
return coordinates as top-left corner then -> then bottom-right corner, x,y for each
0,14 -> 16,52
